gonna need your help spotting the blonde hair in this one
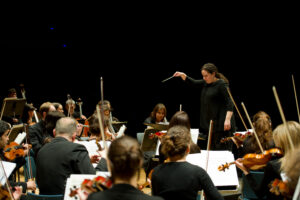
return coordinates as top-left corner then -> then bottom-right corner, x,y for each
273,121 -> 300,171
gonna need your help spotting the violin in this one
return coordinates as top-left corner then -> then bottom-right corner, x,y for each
218,148 -> 283,171
138,169 -> 154,190
69,176 -> 112,197
4,142 -> 32,161
220,131 -> 252,148
269,178 -> 292,198
148,131 -> 167,139
0,184 -> 10,200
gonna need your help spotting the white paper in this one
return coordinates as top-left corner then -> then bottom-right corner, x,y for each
190,129 -> 199,144
186,151 -> 239,188
14,132 -> 26,144
0,161 -> 16,185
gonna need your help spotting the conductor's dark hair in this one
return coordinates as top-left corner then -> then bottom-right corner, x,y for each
201,63 -> 229,84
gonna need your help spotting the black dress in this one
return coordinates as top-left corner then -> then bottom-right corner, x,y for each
186,77 -> 236,150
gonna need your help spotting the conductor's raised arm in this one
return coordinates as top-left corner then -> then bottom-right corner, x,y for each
173,71 -> 187,81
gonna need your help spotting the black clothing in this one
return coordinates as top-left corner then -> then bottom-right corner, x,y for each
36,137 -> 105,195
152,161 -> 223,200
245,158 -> 283,199
186,77 -> 236,150
144,117 -> 156,124
242,135 -> 275,155
88,183 -> 164,200
28,120 -> 47,156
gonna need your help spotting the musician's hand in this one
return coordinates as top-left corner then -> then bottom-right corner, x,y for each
22,144 -> 30,156
224,120 -> 231,131
81,115 -> 87,120
26,180 -> 36,190
77,188 -> 89,200
173,71 -> 187,81
90,155 -> 100,163
13,186 -> 22,200
12,118 -> 19,123
235,158 -> 249,175
98,149 -> 107,160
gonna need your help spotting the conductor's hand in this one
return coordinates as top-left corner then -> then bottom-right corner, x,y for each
173,71 -> 187,81
224,119 -> 231,131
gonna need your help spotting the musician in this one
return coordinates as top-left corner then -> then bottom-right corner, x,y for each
242,111 -> 275,155
0,120 -> 36,195
65,99 -> 86,120
151,125 -> 223,200
97,100 -> 121,133
28,102 -> 56,156
173,63 -> 236,150
235,121 -> 300,199
36,117 -> 107,195
21,103 -> 37,126
281,146 -> 300,199
53,102 -> 64,113
144,103 -> 168,124
42,111 -> 66,144
85,136 -> 164,200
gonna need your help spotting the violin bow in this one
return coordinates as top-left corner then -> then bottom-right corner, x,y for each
200,120 -> 213,200
24,123 -> 35,193
0,157 -> 15,200
272,86 -> 295,150
227,87 -> 248,131
241,102 -> 264,153
96,77 -> 108,151
292,75 -> 300,123
67,94 -> 72,117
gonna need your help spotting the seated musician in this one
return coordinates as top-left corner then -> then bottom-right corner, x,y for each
235,121 -> 300,200
21,103 -> 37,126
65,99 -> 86,120
281,146 -> 300,199
0,120 -> 36,196
28,102 -> 56,156
151,125 -> 223,200
42,111 -> 66,144
144,103 -> 168,124
36,117 -> 107,195
53,102 -> 64,113
98,100 -> 121,133
242,111 -> 275,155
80,135 -> 164,200
75,113 -> 110,171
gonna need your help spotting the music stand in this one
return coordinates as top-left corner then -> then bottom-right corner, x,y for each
8,124 -> 24,143
141,128 -> 159,152
0,98 -> 26,121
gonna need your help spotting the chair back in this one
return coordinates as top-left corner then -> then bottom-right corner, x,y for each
242,171 -> 266,199
26,192 -> 63,200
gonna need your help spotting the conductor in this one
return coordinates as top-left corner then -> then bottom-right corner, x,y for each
173,63 -> 236,150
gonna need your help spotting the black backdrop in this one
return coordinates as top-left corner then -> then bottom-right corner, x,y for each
1,5 -> 299,138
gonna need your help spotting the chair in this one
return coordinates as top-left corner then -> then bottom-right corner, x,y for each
23,156 -> 36,182
137,132 -> 144,145
26,192 -> 63,200
241,171 -> 266,200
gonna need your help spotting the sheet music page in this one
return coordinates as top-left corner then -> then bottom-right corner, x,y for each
64,172 -> 110,200
186,151 -> 239,188
190,129 -> 199,144
14,132 -> 26,144
0,161 -> 16,185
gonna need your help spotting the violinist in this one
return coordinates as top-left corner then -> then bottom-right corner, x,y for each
21,103 -> 37,126
173,63 -> 236,150
42,111 -> 65,144
0,120 -> 36,195
98,100 -> 121,133
242,111 -> 275,155
151,125 -> 223,200
82,136 -> 163,200
28,102 -> 56,156
74,113 -> 110,171
53,102 -> 64,113
65,99 -> 86,120
235,121 -> 300,200
36,117 -> 106,195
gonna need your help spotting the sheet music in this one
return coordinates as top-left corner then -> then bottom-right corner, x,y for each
64,172 -> 110,200
190,129 -> 199,144
186,151 -> 239,188
75,140 -> 111,157
0,161 -> 16,185
14,132 -> 26,144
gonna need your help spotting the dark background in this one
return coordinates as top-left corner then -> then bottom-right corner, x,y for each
1,4 -> 299,138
